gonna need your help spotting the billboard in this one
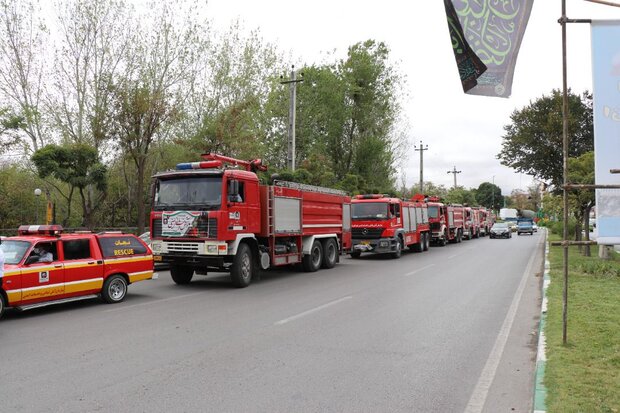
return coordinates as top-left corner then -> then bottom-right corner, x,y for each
591,20 -> 620,245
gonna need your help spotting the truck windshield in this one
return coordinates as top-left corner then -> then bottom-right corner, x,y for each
154,177 -> 222,210
352,202 -> 388,220
0,240 -> 31,265
428,206 -> 439,218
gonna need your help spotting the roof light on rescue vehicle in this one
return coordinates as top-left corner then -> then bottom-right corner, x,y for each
176,160 -> 224,170
17,224 -> 63,236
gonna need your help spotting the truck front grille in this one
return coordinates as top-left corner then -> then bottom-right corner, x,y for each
166,242 -> 201,253
352,228 -> 384,239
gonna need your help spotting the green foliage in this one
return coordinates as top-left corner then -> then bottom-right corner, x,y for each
547,218 -> 577,236
31,144 -> 107,227
498,89 -> 593,190
476,182 -> 502,209
32,144 -> 106,191
444,187 -> 477,205
264,40 -> 403,193
0,165 -> 42,229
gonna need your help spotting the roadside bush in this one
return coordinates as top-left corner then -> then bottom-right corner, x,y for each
548,218 -> 577,236
576,259 -> 620,278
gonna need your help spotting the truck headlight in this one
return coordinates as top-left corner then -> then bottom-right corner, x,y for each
207,244 -> 218,254
150,241 -> 163,253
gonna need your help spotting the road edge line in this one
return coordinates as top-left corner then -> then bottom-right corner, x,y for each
532,228 -> 549,413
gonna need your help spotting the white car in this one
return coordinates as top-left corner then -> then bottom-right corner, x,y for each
139,231 -> 168,270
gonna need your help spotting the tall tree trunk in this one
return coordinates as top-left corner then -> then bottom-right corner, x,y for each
136,158 -> 146,234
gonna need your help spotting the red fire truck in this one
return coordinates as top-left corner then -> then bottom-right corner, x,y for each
350,195 -> 430,258
149,153 -> 352,288
463,207 -> 480,240
474,207 -> 490,236
422,196 -> 465,246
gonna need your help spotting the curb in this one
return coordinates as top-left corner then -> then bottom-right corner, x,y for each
533,229 -> 550,413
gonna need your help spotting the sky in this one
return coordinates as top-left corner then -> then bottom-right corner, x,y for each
201,0 -> 620,195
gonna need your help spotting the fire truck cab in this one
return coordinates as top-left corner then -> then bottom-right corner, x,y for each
350,194 -> 430,258
0,225 -> 154,318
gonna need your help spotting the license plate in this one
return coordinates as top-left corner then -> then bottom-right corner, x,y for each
153,255 -> 162,262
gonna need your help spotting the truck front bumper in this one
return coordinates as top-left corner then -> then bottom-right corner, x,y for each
155,253 -> 231,270
352,238 -> 396,254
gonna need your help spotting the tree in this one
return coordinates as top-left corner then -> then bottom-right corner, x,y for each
110,1 -> 203,234
0,0 -> 48,152
183,20 -> 279,161
31,144 -> 107,228
49,0 -> 131,151
476,182 -> 502,210
444,186 -> 476,205
264,40 -> 405,193
497,89 -> 593,190
568,151 -> 595,256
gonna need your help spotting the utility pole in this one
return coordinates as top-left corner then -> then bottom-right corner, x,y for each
492,175 -> 496,213
447,166 -> 461,188
414,140 -> 429,192
280,65 -> 304,171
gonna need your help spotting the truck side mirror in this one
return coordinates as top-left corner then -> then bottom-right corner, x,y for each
228,179 -> 239,198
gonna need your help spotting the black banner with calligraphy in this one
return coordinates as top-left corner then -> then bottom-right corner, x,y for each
444,0 -> 487,93
444,0 -> 534,98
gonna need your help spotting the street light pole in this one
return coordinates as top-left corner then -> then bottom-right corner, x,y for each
492,175 -> 496,213
280,65 -> 304,171
34,188 -> 42,223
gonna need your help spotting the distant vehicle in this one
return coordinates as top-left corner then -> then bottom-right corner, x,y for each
505,221 -> 518,232
139,232 -> 168,270
490,222 -> 512,239
499,208 -> 518,220
532,223 -> 538,232
517,219 -> 534,236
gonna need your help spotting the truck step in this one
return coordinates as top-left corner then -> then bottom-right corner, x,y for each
16,294 -> 99,311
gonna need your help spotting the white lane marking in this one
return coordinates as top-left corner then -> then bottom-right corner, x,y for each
103,292 -> 205,313
404,264 -> 435,276
448,248 -> 470,259
464,235 -> 543,413
274,296 -> 353,326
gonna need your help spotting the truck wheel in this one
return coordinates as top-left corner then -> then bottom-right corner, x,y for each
231,243 -> 253,288
440,230 -> 448,247
350,251 -> 361,259
411,241 -> 422,253
303,240 -> 323,272
321,238 -> 338,269
391,237 -> 403,258
0,293 -> 5,319
170,266 -> 194,285
423,233 -> 430,251
101,274 -> 128,304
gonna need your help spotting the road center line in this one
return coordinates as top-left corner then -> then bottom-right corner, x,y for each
274,296 -> 353,326
404,264 -> 435,276
463,234 -> 544,413
103,292 -> 206,313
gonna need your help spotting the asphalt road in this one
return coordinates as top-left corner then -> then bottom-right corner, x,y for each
0,231 -> 545,413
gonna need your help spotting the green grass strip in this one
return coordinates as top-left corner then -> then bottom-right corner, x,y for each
544,235 -> 620,412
